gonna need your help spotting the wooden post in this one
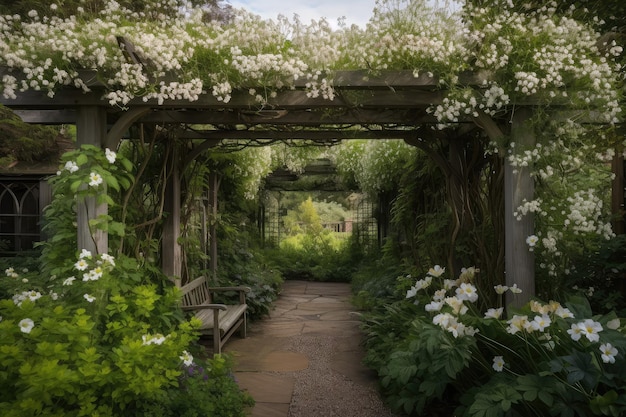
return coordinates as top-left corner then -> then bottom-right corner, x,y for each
505,108 -> 536,308
76,106 -> 108,254
208,171 -> 218,282
162,149 -> 182,286
611,146 -> 625,236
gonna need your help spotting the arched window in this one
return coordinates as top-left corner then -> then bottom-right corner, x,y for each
0,179 -> 41,254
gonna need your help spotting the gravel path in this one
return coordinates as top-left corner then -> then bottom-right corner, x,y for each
287,333 -> 399,417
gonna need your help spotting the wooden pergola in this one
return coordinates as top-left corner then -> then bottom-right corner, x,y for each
2,68 -> 622,307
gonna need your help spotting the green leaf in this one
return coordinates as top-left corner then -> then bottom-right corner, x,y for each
120,158 -> 133,172
561,350 -> 600,390
109,221 -> 126,237
70,180 -> 83,194
105,174 -> 120,192
75,153 -> 88,166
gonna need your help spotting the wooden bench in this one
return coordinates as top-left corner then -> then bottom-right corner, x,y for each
180,276 -> 250,354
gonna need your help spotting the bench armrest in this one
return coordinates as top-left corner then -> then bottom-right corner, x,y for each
182,303 -> 228,311
207,286 -> 251,293
207,286 -> 251,304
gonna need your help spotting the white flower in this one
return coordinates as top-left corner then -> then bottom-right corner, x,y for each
492,356 -> 505,372
180,350 -> 194,366
445,296 -> 468,315
142,334 -> 168,346
406,286 -> 418,299
433,289 -> 447,301
599,343 -> 618,364
526,235 -> 539,249
425,301 -> 443,312
105,148 -> 117,164
5,267 -> 15,276
579,319 -> 603,342
509,283 -> 523,294
433,312 -> 453,328
494,284 -> 508,294
99,253 -> 116,266
83,267 -> 103,281
606,318 -> 621,330
83,294 -> 96,303
89,172 -> 103,187
27,291 -> 42,302
79,249 -> 92,259
568,323 -> 584,341
428,265 -> 445,277
484,307 -> 504,319
554,305 -> 574,319
64,161 -> 79,173
19,318 -> 34,334
506,315 -> 529,334
530,314 -> 552,332
76,256 -> 91,270
63,276 -> 76,286
455,283 -> 478,303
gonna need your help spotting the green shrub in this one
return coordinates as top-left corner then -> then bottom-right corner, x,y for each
137,354 -> 254,417
0,252 -> 198,416
361,265 -> 626,417
0,146 -> 253,417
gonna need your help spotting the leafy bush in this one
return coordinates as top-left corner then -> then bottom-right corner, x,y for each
361,265 -> 626,417
0,252 -> 198,416
137,355 -> 254,417
0,146 -> 253,417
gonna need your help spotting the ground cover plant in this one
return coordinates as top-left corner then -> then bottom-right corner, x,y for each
0,146 -> 253,416
361,265 -> 626,417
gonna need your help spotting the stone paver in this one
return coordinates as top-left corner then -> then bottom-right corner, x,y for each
221,280 -> 396,417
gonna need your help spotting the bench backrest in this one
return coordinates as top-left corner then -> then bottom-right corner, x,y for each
180,276 -> 212,306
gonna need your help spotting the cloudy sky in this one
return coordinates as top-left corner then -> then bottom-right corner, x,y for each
228,0 -> 378,28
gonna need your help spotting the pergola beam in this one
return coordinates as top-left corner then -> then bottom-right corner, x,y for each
176,129 -> 420,140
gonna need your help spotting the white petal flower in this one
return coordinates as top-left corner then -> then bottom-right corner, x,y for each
83,294 -> 96,303
425,301 -> 443,312
455,283 -> 478,303
606,318 -> 620,330
75,259 -> 89,271
19,318 -> 34,334
105,148 -> 117,164
484,307 -> 504,319
599,343 -> 618,364
493,285 -> 509,295
579,319 -> 603,342
89,172 -> 103,187
64,161 -> 79,173
427,265 -> 445,277
526,235 -> 539,248
492,356 -> 505,372
180,350 -> 194,366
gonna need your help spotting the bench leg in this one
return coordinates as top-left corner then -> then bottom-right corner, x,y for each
213,312 -> 221,354
241,313 -> 247,338
214,333 -> 221,354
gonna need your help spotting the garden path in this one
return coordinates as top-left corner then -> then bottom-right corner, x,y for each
215,280 -> 398,417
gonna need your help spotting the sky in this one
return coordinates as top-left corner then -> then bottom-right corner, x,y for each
228,0 -> 378,28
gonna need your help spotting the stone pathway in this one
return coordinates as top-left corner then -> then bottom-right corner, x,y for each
223,280 -> 398,417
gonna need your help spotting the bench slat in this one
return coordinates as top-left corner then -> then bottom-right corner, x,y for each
194,305 -> 247,334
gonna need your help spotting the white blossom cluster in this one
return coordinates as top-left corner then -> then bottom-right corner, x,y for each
564,189 -> 614,239
230,146 -> 273,200
460,1 -> 622,124
0,0 -> 621,121
514,198 -> 545,221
